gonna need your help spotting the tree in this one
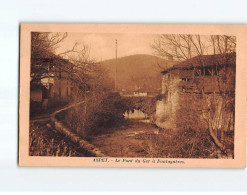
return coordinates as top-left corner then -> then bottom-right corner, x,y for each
31,32 -> 80,86
31,32 -> 112,92
30,32 -> 118,136
152,34 -> 236,156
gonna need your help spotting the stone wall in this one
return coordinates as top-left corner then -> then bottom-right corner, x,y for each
155,66 -> 235,132
50,102 -> 106,157
155,71 -> 181,130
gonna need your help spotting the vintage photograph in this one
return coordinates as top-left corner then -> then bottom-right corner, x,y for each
29,31 -> 236,158
19,24 -> 247,167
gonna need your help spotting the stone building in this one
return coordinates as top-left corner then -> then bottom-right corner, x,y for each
155,53 -> 236,131
30,50 -> 74,107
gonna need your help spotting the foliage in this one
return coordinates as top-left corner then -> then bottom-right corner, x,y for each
59,92 -> 128,137
141,128 -> 233,158
152,34 -> 236,155
176,93 -> 206,131
123,96 -> 156,117
152,34 -> 236,61
59,93 -> 159,137
31,32 -> 69,84
29,122 -> 91,157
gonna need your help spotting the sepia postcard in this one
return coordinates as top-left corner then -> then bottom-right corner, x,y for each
19,24 -> 247,167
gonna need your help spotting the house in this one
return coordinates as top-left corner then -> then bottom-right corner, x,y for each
155,53 -> 236,131
133,89 -> 148,97
133,84 -> 161,97
30,50 -> 74,108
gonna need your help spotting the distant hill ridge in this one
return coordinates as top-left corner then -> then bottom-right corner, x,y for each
101,54 -> 173,93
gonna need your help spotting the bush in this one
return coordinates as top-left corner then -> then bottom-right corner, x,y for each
93,92 -> 126,128
142,128 -> 223,158
176,93 -> 207,131
60,92 -> 128,137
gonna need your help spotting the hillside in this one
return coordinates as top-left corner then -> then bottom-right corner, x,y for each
101,54 -> 173,94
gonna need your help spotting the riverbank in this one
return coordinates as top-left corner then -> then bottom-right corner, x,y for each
29,121 -> 91,157
89,120 -> 231,159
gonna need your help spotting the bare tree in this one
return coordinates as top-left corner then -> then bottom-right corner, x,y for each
62,49 -> 114,136
152,34 -> 208,61
203,35 -> 236,154
31,32 -> 79,85
152,34 -> 236,155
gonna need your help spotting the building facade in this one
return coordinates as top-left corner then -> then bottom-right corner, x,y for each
155,53 -> 236,131
30,51 -> 74,108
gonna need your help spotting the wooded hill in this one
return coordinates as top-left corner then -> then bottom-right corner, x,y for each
101,54 -> 172,94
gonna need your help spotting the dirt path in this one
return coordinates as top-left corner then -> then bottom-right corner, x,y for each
90,120 -> 161,157
31,101 -> 84,122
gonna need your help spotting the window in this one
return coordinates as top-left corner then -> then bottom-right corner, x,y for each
212,67 -> 218,76
205,68 -> 212,76
194,67 -> 218,77
182,78 -> 192,82
194,69 -> 201,77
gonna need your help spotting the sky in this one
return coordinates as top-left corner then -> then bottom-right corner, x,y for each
56,32 -> 160,61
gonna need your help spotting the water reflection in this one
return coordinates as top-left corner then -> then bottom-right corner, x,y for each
124,109 -> 147,119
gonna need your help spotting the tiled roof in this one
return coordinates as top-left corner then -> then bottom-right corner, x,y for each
161,53 -> 236,74
31,49 -> 74,66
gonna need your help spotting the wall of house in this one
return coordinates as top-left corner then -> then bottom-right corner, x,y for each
155,70 -> 181,130
50,68 -> 73,102
155,66 -> 235,131
53,78 -> 72,102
